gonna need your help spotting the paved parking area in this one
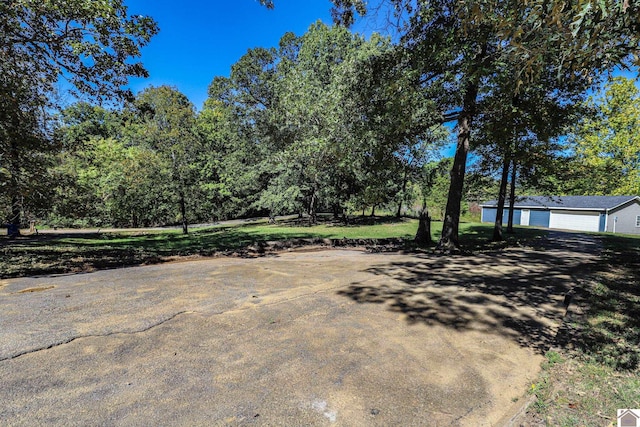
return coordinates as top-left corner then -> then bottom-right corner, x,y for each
1,240 -> 597,426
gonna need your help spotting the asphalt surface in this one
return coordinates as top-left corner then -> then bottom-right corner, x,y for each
0,234 -> 600,426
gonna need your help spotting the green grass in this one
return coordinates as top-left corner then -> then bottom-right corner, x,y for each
529,357 -> 640,426
0,217 -> 419,278
527,232 -> 640,425
0,217 -> 547,279
574,234 -> 640,371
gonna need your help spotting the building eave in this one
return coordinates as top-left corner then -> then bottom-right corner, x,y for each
606,196 -> 640,212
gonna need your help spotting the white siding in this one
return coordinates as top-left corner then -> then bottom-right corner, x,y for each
549,210 -> 600,232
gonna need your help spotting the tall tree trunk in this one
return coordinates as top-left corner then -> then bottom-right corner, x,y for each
371,205 -> 376,217
507,160 -> 517,234
437,81 -> 479,251
492,155 -> 511,242
308,189 -> 317,225
8,140 -> 22,236
333,204 -> 340,220
171,152 -> 188,235
397,168 -> 409,218
179,190 -> 188,234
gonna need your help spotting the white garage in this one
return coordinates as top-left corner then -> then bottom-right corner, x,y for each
549,210 -> 601,232
480,195 -> 640,235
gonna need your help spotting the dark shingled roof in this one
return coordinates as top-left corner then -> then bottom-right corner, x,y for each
481,195 -> 639,210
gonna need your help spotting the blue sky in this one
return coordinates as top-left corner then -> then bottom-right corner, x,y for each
126,0 -> 337,109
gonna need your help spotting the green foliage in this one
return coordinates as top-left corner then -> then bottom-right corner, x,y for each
418,158 -> 453,220
0,0 -> 157,227
49,86 -> 208,230
132,85 -> 203,233
570,77 -> 640,196
0,0 -> 158,101
199,22 -> 446,224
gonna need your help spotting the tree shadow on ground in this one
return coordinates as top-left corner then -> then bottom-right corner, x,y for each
0,228 -> 319,278
338,231 -> 602,354
567,234 -> 640,370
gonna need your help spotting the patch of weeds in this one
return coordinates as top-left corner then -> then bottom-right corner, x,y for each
527,356 -> 640,426
525,232 -> 640,425
529,352 -> 564,415
571,276 -> 640,371
529,374 -> 552,413
542,350 -> 564,369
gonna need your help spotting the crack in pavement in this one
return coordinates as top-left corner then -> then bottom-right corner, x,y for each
0,247 -> 557,426
0,310 -> 193,362
1,284 -> 349,363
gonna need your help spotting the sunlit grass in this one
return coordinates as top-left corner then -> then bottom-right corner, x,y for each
1,218 -> 547,279
1,217 -> 422,278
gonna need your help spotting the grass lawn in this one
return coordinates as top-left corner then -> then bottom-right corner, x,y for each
0,216 -> 414,278
526,233 -> 640,426
0,216 -> 542,279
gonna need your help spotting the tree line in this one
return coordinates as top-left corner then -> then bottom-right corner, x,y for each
1,0 -> 639,248
6,22 -> 454,234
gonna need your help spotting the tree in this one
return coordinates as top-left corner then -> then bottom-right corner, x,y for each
50,102 -> 177,228
49,103 -> 123,226
0,0 -> 157,230
0,71 -> 52,232
423,158 -> 456,221
414,158 -> 451,245
0,0 -> 158,101
337,42 -> 447,219
132,86 -> 202,234
202,48 -> 282,220
204,21 -> 442,224
273,0 -> 640,250
271,22 -> 372,223
471,61 -> 588,241
196,98 -> 247,221
571,77 -> 640,196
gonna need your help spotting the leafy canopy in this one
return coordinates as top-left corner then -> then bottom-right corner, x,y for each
0,0 -> 158,101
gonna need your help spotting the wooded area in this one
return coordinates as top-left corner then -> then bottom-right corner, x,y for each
1,0 -> 639,248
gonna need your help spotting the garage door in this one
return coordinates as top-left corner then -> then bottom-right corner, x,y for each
529,210 -> 550,227
549,210 -> 600,232
481,208 -> 521,225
